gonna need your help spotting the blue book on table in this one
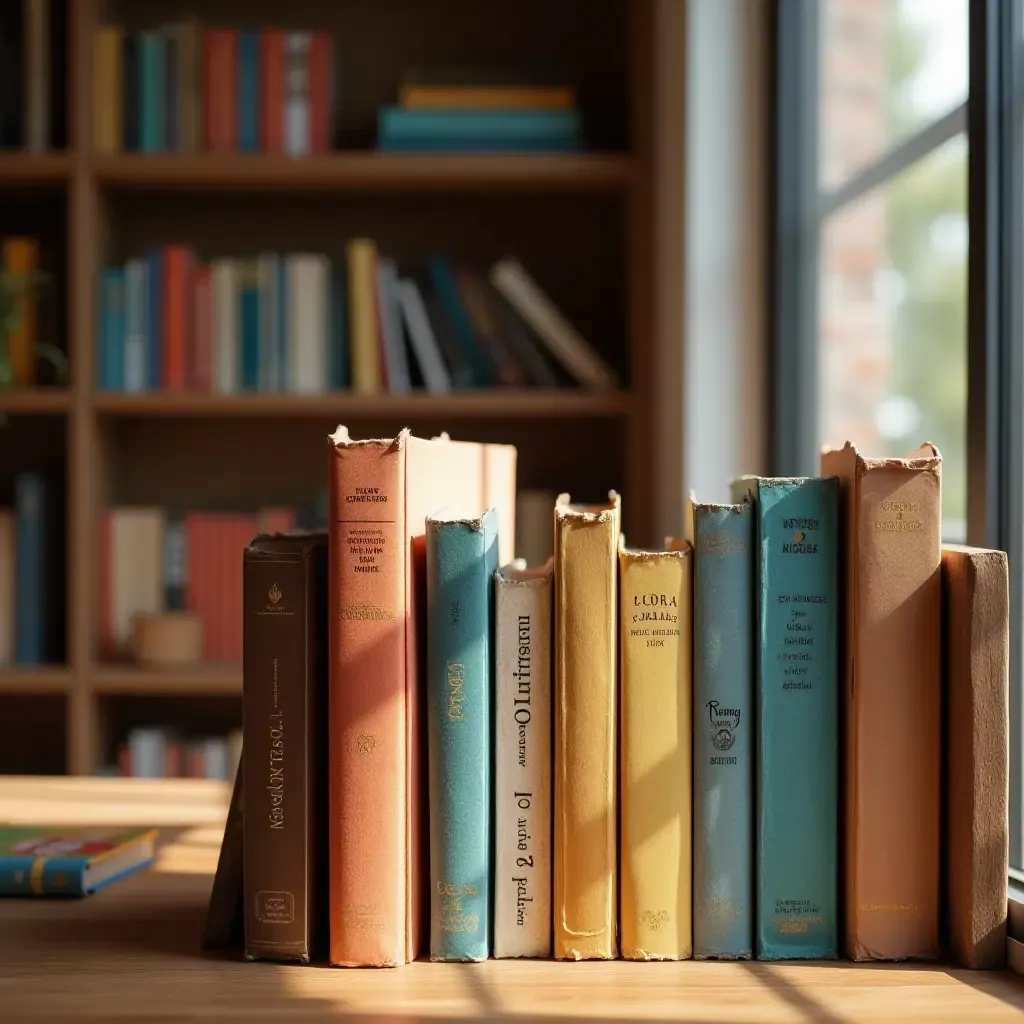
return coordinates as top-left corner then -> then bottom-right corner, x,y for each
689,496 -> 754,959
237,31 -> 259,153
139,32 -> 165,152
98,267 -> 126,390
14,474 -> 47,666
733,476 -> 839,960
426,507 -> 498,962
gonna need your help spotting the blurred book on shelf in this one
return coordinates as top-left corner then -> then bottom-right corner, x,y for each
113,726 -> 242,780
0,0 -> 57,152
97,248 -> 616,394
93,21 -> 335,155
379,68 -> 582,153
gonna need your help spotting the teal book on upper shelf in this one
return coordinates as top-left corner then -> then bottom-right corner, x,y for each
0,827 -> 157,897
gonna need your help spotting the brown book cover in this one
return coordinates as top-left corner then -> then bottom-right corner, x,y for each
942,544 -> 1009,969
242,532 -> 328,964
202,750 -> 244,953
821,442 -> 942,961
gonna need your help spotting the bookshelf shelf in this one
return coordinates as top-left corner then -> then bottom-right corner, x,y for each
92,153 -> 638,193
0,388 -> 72,414
0,667 -> 72,693
90,666 -> 242,695
0,152 -> 72,185
91,390 -> 634,419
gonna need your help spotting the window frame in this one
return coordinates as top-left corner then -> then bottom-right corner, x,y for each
770,0 -> 1024,873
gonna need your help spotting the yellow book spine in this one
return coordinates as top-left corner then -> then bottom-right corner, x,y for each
619,541 -> 693,960
399,85 -> 576,110
346,239 -> 382,395
553,492 -> 620,960
3,238 -> 38,386
92,27 -> 123,153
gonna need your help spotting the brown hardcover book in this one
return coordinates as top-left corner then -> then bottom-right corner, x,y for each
242,532 -> 328,964
942,544 -> 1009,969
821,442 -> 942,961
202,750 -> 244,952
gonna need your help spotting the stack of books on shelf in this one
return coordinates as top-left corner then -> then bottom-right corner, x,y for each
92,21 -> 335,155
114,727 -> 241,781
97,248 -> 617,394
379,70 -> 583,152
201,432 -> 1008,972
0,473 -> 55,667
0,0 -> 54,151
100,503 -> 324,667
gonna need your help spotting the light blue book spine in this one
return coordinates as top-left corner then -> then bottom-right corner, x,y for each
98,267 -> 126,390
0,855 -> 88,895
124,259 -> 149,392
237,31 -> 259,153
426,508 -> 498,962
692,501 -> 754,959
14,474 -> 46,666
139,33 -> 165,152
744,477 -> 839,960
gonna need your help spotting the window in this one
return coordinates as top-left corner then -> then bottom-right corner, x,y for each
772,0 -> 1024,873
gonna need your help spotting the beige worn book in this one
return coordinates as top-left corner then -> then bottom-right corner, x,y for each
942,544 -> 1009,969
619,538 -> 693,960
553,492 -> 620,959
110,509 -> 166,657
494,559 -> 553,958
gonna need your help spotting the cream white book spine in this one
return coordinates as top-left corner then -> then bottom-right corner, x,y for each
287,254 -> 328,394
494,559 -> 553,958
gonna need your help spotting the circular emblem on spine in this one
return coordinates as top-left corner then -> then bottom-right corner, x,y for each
706,700 -> 741,752
712,727 -> 736,751
356,734 -> 376,755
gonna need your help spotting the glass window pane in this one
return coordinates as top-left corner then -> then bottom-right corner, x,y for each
819,134 -> 967,539
819,0 -> 968,192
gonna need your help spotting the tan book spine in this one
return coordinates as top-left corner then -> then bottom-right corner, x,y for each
92,27 -> 123,152
24,0 -> 49,152
619,540 -> 693,960
328,428 -> 408,966
821,441 -> 942,961
553,492 -> 620,959
346,239 -> 382,395
942,544 -> 1009,969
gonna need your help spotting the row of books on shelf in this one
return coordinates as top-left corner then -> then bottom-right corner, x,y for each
97,247 -> 617,394
93,22 -> 334,156
220,430 -> 1006,971
0,0 -> 53,151
108,727 -> 242,781
99,489 -> 552,668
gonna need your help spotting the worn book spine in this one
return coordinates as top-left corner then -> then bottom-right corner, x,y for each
426,509 -> 498,962
735,476 -> 839,960
942,544 -> 1009,969
553,493 -> 620,960
821,441 -> 941,961
689,498 -> 754,959
242,532 -> 328,963
619,541 -> 693,960
328,429 -> 408,966
347,238 -> 382,395
493,560 -> 552,959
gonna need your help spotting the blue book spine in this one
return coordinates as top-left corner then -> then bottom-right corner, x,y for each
139,32 -> 165,152
257,254 -> 279,390
98,267 -> 126,390
240,268 -> 260,390
746,477 -> 839,959
378,107 -> 582,152
692,501 -> 754,958
237,31 -> 259,153
14,474 -> 46,666
147,250 -> 162,389
426,508 -> 498,962
427,257 -> 492,387
0,856 -> 87,896
276,258 -> 288,391
378,134 -> 579,154
329,262 -> 349,389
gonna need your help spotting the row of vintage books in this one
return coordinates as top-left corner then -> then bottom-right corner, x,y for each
232,432 -> 1007,968
96,246 -> 615,394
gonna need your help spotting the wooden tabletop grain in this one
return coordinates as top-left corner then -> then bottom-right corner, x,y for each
1,776 -> 1023,1023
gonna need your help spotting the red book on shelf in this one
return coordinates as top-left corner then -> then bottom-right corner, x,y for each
191,263 -> 213,392
98,511 -> 113,660
117,743 -> 131,778
203,29 -> 236,153
164,245 -> 192,390
165,741 -> 183,779
260,29 -> 285,153
308,32 -> 332,154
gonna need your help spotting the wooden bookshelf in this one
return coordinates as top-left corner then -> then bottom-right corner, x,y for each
0,0 -> 655,776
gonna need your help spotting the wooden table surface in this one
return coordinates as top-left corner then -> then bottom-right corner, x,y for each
2,777 -> 1024,1023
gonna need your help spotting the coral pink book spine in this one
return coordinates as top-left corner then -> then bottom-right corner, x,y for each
328,428 -> 408,965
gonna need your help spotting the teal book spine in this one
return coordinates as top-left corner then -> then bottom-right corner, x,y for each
139,32 -> 165,152
742,477 -> 839,960
426,508 -> 498,961
0,856 -> 88,895
240,275 -> 259,390
237,31 -> 259,153
691,501 -> 754,958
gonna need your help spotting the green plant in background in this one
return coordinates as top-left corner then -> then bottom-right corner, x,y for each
0,269 -> 68,390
